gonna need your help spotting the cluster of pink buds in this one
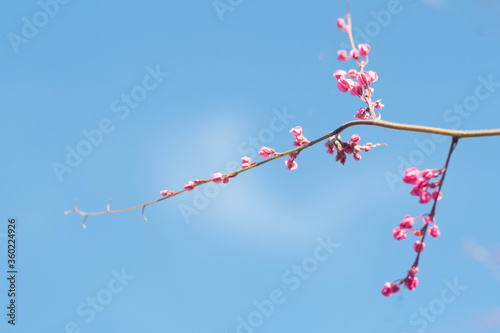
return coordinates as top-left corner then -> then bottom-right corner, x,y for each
285,127 -> 309,170
335,17 -> 383,120
183,179 -> 205,191
325,134 -> 374,165
382,167 -> 445,296
258,147 -> 277,159
403,167 -> 443,204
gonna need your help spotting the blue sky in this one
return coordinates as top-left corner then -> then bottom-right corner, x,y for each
1,0 -> 500,332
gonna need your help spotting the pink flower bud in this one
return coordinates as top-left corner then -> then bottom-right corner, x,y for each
419,191 -> 432,204
241,156 -> 254,168
413,241 -> 425,253
350,83 -> 363,96
325,140 -> 335,155
393,227 -> 407,240
347,69 -> 358,78
337,50 -> 348,62
403,167 -> 420,184
353,153 -> 361,161
160,190 -> 174,197
405,276 -> 418,290
381,282 -> 393,297
429,225 -> 441,238
290,126 -> 302,137
399,215 -> 415,229
223,177 -> 230,184
336,18 -> 346,29
212,173 -> 224,184
358,43 -> 371,57
367,70 -> 378,83
333,69 -> 346,80
259,147 -> 276,159
337,77 -> 354,92
357,71 -> 370,86
391,283 -> 400,293
184,181 -> 195,191
408,267 -> 419,277
350,134 -> 360,144
372,99 -> 384,109
350,49 -> 359,60
413,229 -> 422,236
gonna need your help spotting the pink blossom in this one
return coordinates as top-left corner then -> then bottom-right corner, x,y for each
333,69 -> 346,80
403,167 -> 420,184
423,216 -> 434,225
429,225 -> 441,238
350,83 -> 363,97
354,107 -> 370,120
285,155 -> 298,171
381,282 -> 393,297
399,215 -> 415,229
413,241 -> 425,253
391,283 -> 401,293
241,156 -> 254,168
357,71 -> 370,86
212,173 -> 224,184
350,49 -> 359,60
405,276 -> 418,290
290,126 -> 302,137
337,77 -> 354,92
336,18 -> 346,29
353,153 -> 361,161
259,147 -> 276,159
160,190 -> 174,197
419,191 -> 431,204
372,99 -> 384,109
393,227 -> 407,240
367,70 -> 378,83
408,266 -> 419,277
431,190 -> 442,201
325,140 -> 335,155
347,69 -> 358,78
184,181 -> 195,191
358,43 -> 371,57
337,50 -> 348,62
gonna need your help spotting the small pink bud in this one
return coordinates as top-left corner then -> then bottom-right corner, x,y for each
325,140 -> 335,155
212,173 -> 224,184
357,71 -> 370,86
393,227 -> 407,241
223,177 -> 230,184
413,229 -> 422,236
381,282 -> 393,297
353,153 -> 361,161
160,190 -> 174,197
367,70 -> 378,83
413,241 -> 425,253
403,167 -> 419,184
391,283 -> 400,293
350,49 -> 359,60
399,215 -> 415,229
408,267 -> 419,277
337,50 -> 348,62
259,147 -> 276,159
431,190 -> 443,201
347,69 -> 358,78
350,134 -> 360,144
241,156 -> 254,168
290,126 -> 302,137
350,83 -> 363,97
184,181 -> 195,191
429,225 -> 441,238
419,191 -> 432,204
337,77 -> 354,92
336,18 -> 346,29
358,43 -> 371,57
333,69 -> 346,80
285,157 -> 298,171
372,99 -> 384,109
405,276 -> 418,290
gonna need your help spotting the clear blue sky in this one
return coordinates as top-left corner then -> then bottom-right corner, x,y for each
2,1 -> 500,332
